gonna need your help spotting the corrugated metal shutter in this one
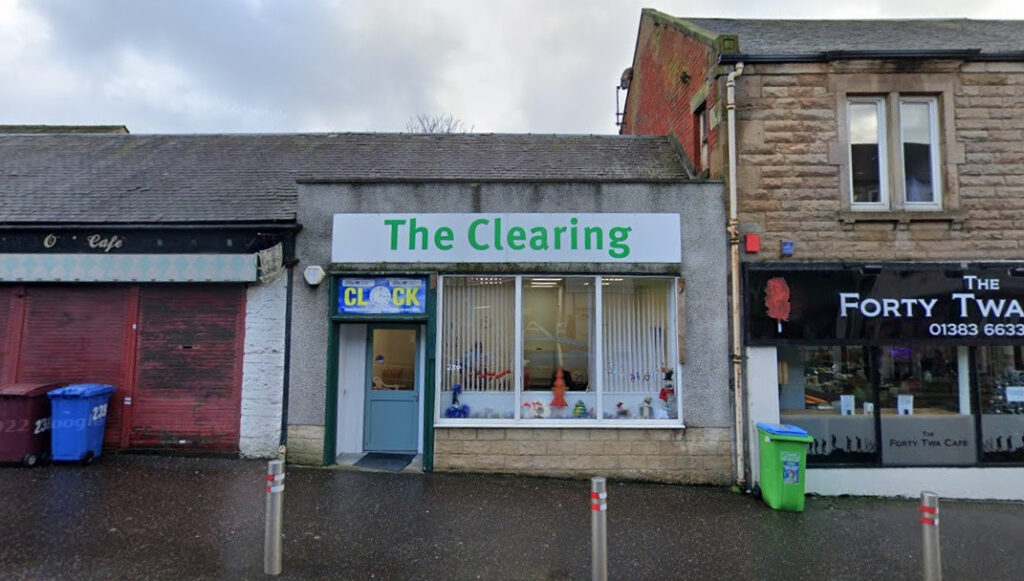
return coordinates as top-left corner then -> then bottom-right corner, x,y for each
15,286 -> 132,447
130,285 -> 245,452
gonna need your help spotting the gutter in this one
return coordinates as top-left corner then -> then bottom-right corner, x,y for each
718,49 -> 988,64
726,62 -> 748,490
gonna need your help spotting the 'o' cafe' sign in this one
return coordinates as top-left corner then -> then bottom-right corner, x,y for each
746,264 -> 1024,345
331,213 -> 681,264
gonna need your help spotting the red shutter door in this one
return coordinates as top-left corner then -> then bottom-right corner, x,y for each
16,285 -> 132,448
0,286 -> 16,382
131,285 -> 245,452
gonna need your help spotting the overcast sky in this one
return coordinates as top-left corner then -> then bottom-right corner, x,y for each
2,0 -> 1021,135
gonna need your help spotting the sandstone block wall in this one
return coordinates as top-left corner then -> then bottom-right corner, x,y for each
734,61 -> 1024,263
434,427 -> 732,484
287,424 -> 326,465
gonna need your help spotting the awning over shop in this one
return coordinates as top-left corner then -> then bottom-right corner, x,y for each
0,253 -> 257,282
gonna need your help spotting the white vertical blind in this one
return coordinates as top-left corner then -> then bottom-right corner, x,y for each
602,279 -> 670,393
441,277 -> 515,393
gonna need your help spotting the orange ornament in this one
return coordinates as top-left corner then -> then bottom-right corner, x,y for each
550,368 -> 568,408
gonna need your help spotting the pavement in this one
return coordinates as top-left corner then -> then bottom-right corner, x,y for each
1,454 -> 1023,580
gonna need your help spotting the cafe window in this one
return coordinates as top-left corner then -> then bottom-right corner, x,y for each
779,344 -> 976,467
439,275 -> 679,425
975,345 -> 1024,463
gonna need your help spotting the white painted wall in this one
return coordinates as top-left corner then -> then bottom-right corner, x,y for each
807,468 -> 1024,500
239,275 -> 286,458
746,346 -> 781,486
336,324 -> 368,455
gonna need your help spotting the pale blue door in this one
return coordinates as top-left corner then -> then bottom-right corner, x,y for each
363,326 -> 420,452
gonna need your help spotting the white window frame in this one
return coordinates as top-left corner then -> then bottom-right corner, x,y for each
847,97 -> 889,210
899,96 -> 942,210
434,274 -> 683,428
846,93 -> 943,212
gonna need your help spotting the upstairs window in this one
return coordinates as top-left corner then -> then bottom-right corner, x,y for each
694,103 -> 709,173
847,95 -> 941,210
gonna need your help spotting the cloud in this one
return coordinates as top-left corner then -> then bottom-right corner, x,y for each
2,0 -> 1022,134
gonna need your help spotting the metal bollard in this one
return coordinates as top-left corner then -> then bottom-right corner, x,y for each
264,459 -> 285,576
920,491 -> 941,581
590,476 -> 608,581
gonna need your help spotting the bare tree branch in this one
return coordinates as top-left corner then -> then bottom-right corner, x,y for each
405,113 -> 473,133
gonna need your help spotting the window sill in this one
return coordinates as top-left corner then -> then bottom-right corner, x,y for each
837,210 -> 965,231
434,419 -> 686,429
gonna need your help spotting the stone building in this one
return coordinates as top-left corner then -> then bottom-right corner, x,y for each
621,11 -> 1024,499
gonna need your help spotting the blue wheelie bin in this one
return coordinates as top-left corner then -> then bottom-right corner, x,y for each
48,383 -> 116,465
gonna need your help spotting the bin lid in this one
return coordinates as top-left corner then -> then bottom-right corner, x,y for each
756,422 -> 811,437
47,383 -> 116,399
0,382 -> 63,397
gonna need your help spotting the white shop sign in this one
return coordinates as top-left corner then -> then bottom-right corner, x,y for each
332,213 -> 681,263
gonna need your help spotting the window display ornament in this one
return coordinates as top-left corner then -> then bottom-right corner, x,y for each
551,368 -> 569,412
659,368 -> 676,409
444,384 -> 470,418
616,402 -> 630,417
639,397 -> 653,419
573,399 -> 588,418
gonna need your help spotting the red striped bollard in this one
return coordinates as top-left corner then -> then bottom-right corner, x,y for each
590,476 -> 607,581
265,459 -> 285,576
920,491 -> 941,581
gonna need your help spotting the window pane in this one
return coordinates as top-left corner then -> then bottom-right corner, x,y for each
849,102 -> 884,204
601,278 -> 676,420
440,276 -> 516,419
778,346 -> 876,465
975,345 -> 1024,463
901,101 -> 936,203
878,346 -> 973,466
522,277 -> 593,420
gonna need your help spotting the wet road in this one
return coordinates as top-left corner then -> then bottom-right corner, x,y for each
1,454 -> 1022,580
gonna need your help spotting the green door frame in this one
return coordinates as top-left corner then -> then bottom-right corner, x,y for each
322,274 -> 436,469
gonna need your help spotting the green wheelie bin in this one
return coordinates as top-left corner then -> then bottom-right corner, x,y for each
756,422 -> 814,512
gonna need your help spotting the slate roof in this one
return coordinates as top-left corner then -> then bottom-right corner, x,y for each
648,10 -> 1024,59
0,133 -> 691,225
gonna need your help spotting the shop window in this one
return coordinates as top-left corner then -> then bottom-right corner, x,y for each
522,277 -> 593,419
975,345 -> 1024,463
439,275 -> 679,425
780,344 -> 975,467
601,278 -> 676,420
440,276 -> 517,419
847,95 -> 942,211
779,346 -> 876,465
877,345 -> 971,466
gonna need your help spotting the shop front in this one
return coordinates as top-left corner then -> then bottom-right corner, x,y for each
0,225 -> 293,457
288,175 -> 732,484
744,263 -> 1024,499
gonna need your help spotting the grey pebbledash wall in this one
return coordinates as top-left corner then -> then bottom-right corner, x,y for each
287,181 -> 732,483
